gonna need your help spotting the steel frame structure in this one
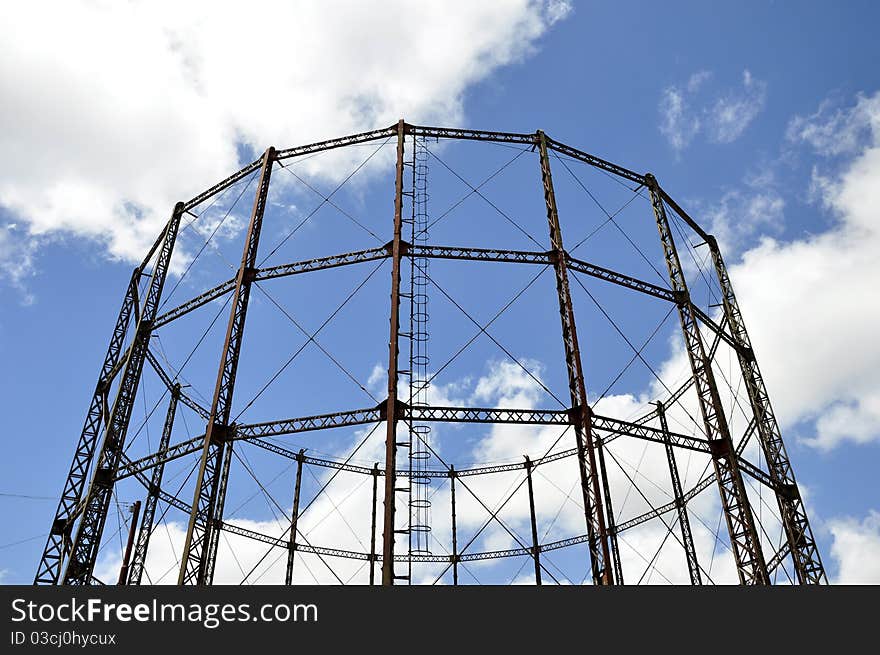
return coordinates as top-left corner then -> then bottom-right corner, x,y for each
35,121 -> 825,586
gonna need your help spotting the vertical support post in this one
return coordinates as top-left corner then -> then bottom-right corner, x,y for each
127,384 -> 180,585
178,146 -> 276,585
595,439 -> 624,584
285,450 -> 305,585
536,130 -> 614,585
369,463 -> 379,586
382,119 -> 407,585
706,235 -> 826,584
63,203 -> 184,585
524,457 -> 542,586
36,267 -> 141,584
450,466 -> 459,586
117,501 -> 141,585
656,401 -> 702,585
203,443 -> 234,583
646,174 -> 768,584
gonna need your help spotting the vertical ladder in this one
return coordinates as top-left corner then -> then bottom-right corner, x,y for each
399,135 -> 432,582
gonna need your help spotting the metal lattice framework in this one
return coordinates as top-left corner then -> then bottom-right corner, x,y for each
34,121 -> 826,586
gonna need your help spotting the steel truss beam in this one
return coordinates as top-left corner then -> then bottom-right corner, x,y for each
766,542 -> 792,577
178,147 -> 275,585
183,126 -> 398,212
705,232 -> 826,584
613,473 -> 716,535
153,279 -> 236,329
737,457 -> 779,491
153,247 -> 389,328
151,241 -> 742,358
118,453 -> 189,514
220,519 -> 598,567
126,385 -> 179,585
657,401 -> 701,584
144,350 -> 210,420
612,418 -> 760,536
655,182 -> 822,583
114,404 -> 713,482
34,268 -> 142,585
62,203 -> 183,585
545,136 -> 646,186
647,175 -> 768,585
538,130 -> 614,584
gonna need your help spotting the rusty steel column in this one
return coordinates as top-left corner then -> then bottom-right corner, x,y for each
536,130 -> 614,585
706,235 -> 826,584
127,384 -> 179,585
646,174 -> 768,584
450,466 -> 459,586
203,442 -> 234,583
178,146 -> 276,585
63,203 -> 183,585
117,501 -> 142,585
369,463 -> 379,585
524,457 -> 542,586
596,439 -> 624,584
381,119 -> 407,585
656,401 -> 702,585
285,450 -> 305,585
35,267 -> 142,585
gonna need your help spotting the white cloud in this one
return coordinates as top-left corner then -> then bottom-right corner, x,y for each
659,69 -> 766,152
787,93 -> 880,157
724,91 -> 880,450
699,186 -> 785,256
545,0 -> 573,24
706,70 -> 767,144
0,0 -> 568,296
828,510 -> 880,583
687,70 -> 712,94
659,86 -> 700,153
0,224 -> 39,304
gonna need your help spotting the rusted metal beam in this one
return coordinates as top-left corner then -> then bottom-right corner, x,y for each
657,401 -> 702,585
35,268 -> 142,585
369,463 -> 379,585
524,457 -> 541,585
647,174 -> 768,585
116,501 -> 141,585
538,130 -> 614,585
707,233 -> 826,584
127,385 -> 180,585
381,119 -> 407,585
62,203 -> 183,585
178,146 -> 276,585
285,450 -> 305,585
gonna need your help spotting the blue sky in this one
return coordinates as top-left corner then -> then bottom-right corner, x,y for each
1,1 -> 879,585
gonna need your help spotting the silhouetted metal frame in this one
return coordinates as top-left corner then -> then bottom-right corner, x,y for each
285,450 -> 305,585
656,400 -> 701,585
177,146 -> 276,585
647,174 -> 769,585
537,130 -> 613,585
60,202 -> 183,585
126,384 -> 180,585
37,121 -> 824,586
